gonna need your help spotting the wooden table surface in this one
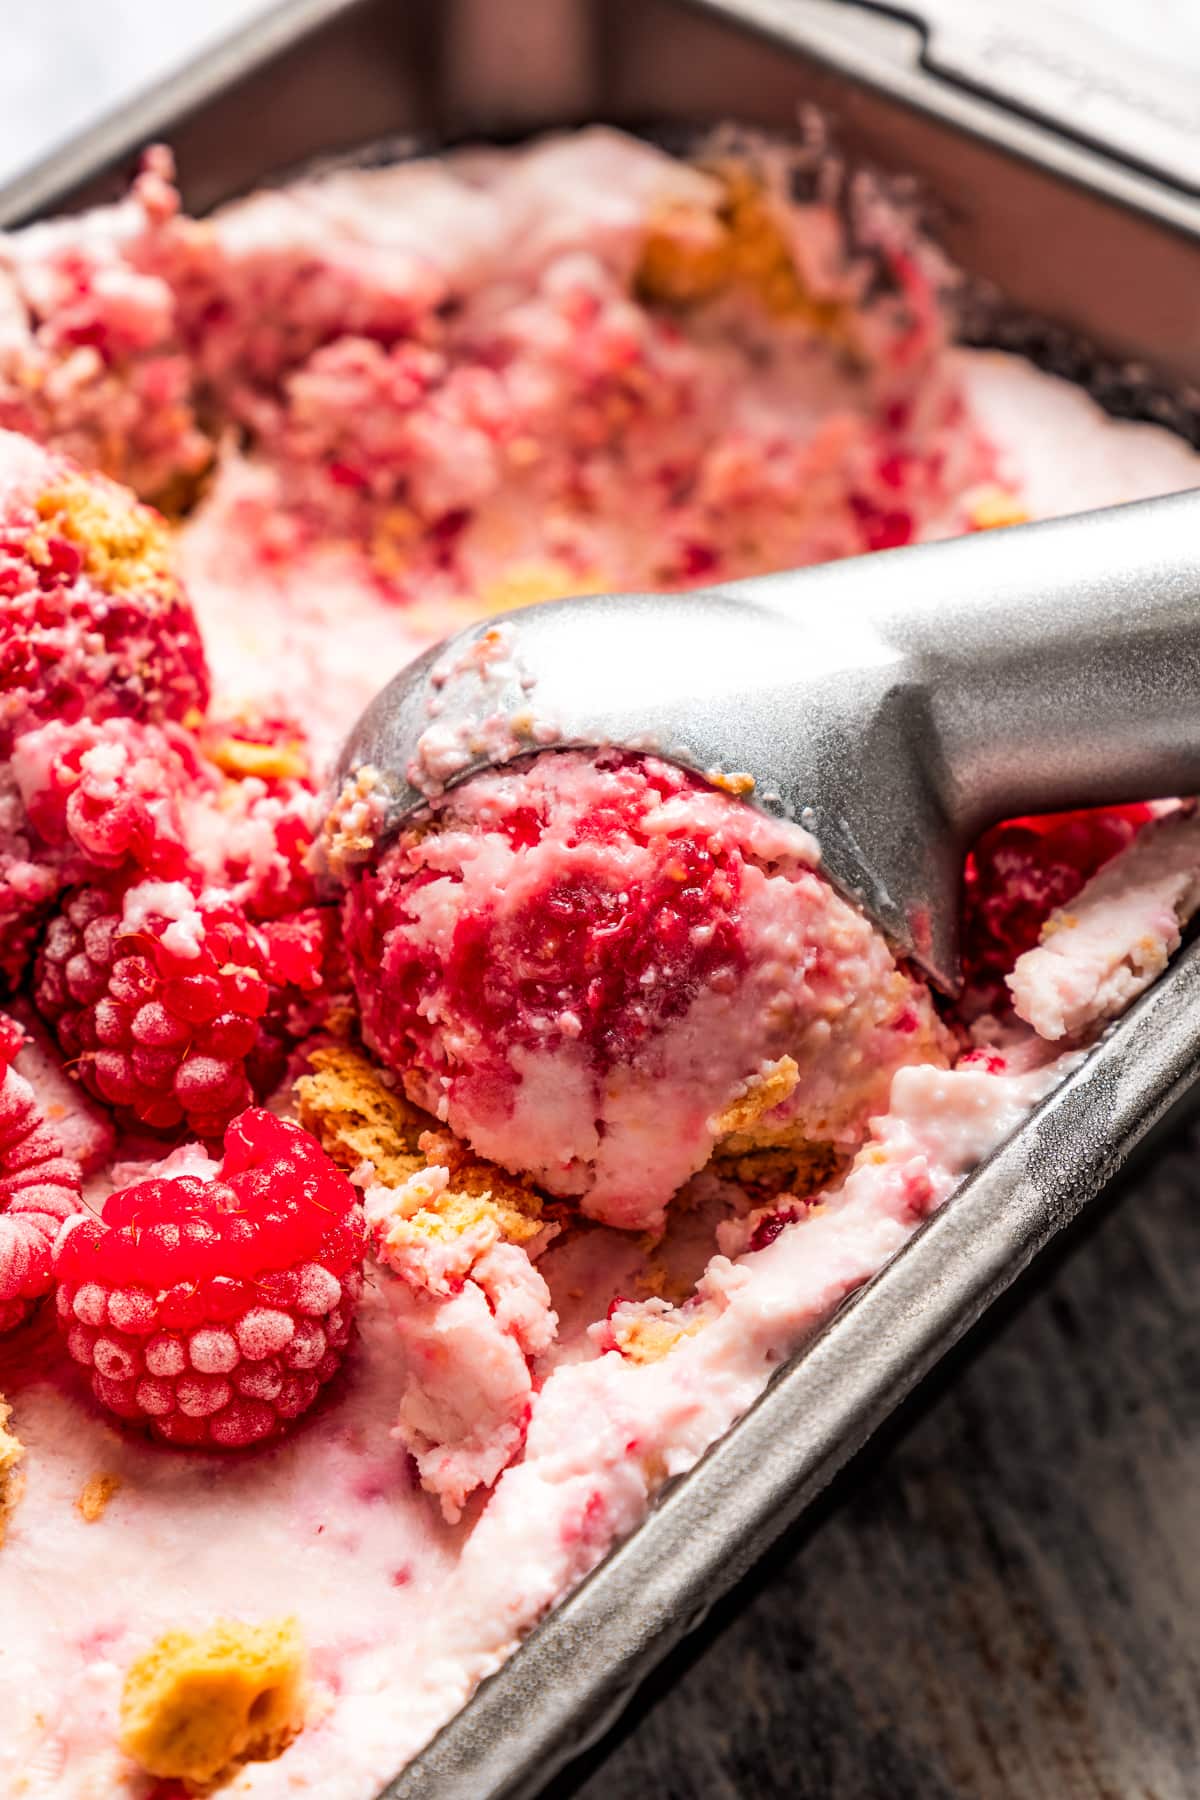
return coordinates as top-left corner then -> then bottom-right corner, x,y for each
6,6 -> 1200,1798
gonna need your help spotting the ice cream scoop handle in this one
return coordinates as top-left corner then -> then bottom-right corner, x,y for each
732,485 -> 1200,837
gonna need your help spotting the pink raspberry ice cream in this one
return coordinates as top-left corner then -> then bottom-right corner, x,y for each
1,123 -> 1200,1800
344,749 -> 951,1231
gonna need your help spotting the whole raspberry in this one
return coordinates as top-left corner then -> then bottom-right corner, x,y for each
34,879 -> 331,1139
13,714 -> 205,880
0,1010 -> 84,1333
199,708 -> 320,920
53,1108 -> 365,1445
0,762 -> 62,989
962,803 -> 1154,997
0,431 -> 208,753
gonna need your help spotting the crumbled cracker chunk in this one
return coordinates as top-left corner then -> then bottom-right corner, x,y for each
713,1138 -> 847,1199
710,1055 -> 799,1143
295,1042 -> 428,1186
0,1398 -> 23,1546
298,1044 -> 549,1250
119,1616 -> 306,1788
76,1471 -> 122,1523
32,478 -> 175,597
608,1304 -> 707,1365
637,165 -> 853,337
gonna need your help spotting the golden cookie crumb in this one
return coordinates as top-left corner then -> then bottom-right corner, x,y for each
0,1397 -> 24,1547
206,736 -> 309,782
119,1616 -> 306,1788
713,1139 -> 847,1198
637,166 -> 852,340
710,1055 -> 799,1142
297,1045 -> 548,1248
76,1471 -> 122,1523
610,1311 -> 707,1365
707,768 -> 756,797
295,1043 -> 431,1187
31,479 -> 175,597
966,485 -> 1029,532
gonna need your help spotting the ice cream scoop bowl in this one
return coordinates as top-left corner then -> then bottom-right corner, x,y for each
332,487 -> 1200,992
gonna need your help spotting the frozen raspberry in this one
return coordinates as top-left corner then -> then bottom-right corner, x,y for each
963,803 -> 1154,993
53,1108 -> 365,1445
13,715 -> 206,879
0,1010 -> 83,1333
0,432 -> 209,753
0,762 -> 63,990
34,879 -> 331,1139
199,709 -> 319,919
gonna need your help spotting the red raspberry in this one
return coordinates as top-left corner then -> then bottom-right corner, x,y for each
33,879 -> 332,1139
963,803 -> 1153,994
199,708 -> 320,920
0,1010 -> 83,1333
53,1108 -> 365,1445
13,715 -> 205,880
0,432 -> 209,753
0,763 -> 63,989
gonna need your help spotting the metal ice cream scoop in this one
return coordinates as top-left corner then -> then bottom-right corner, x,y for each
331,488 -> 1200,993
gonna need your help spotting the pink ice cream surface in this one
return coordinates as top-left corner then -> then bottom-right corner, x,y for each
344,749 -> 948,1231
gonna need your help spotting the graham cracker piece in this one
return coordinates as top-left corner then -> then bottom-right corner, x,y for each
295,1043 -> 428,1187
76,1471 -> 122,1523
0,1397 -> 23,1547
119,1616 -> 306,1789
296,1043 -> 548,1250
710,1055 -> 799,1143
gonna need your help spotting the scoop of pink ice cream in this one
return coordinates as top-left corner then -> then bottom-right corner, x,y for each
343,751 -> 950,1231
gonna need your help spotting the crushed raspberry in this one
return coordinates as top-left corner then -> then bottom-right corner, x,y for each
848,491 -> 914,551
53,1108 -> 365,1445
13,715 -> 205,879
34,880 -> 331,1139
199,708 -> 319,919
747,1203 -> 803,1254
0,443 -> 209,753
0,1011 -> 83,1333
962,804 -> 1153,992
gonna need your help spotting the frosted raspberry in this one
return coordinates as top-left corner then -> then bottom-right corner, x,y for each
0,1010 -> 83,1333
0,432 -> 209,753
13,715 -> 206,880
199,709 -> 320,919
963,804 -> 1153,995
53,1108 -> 365,1444
0,762 -> 62,990
33,879 -> 332,1138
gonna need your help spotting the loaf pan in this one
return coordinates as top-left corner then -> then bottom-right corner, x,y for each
2,3 -> 1199,1796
